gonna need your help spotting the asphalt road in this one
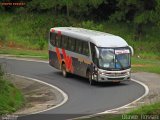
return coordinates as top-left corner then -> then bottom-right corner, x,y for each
0,58 -> 145,120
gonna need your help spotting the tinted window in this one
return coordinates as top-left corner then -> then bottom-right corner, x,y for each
69,38 -> 76,51
75,40 -> 83,54
82,42 -> 89,56
61,35 -> 68,49
50,32 -> 56,46
55,34 -> 61,47
67,38 -> 72,51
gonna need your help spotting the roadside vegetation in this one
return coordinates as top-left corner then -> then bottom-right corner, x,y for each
0,64 -> 24,115
132,57 -> 160,74
0,0 -> 160,117
0,13 -> 159,74
81,102 -> 160,120
0,13 -> 160,54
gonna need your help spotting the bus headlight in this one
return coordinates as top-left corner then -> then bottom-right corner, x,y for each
99,72 -> 105,75
94,67 -> 98,71
127,71 -> 130,75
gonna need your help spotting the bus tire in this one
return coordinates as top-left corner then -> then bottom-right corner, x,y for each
62,63 -> 67,77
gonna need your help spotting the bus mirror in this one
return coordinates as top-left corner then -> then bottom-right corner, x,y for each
95,46 -> 99,58
129,46 -> 134,56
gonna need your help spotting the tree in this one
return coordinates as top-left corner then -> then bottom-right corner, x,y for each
110,0 -> 159,40
27,0 -> 62,13
61,0 -> 74,18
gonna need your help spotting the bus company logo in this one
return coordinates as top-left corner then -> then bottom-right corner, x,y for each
55,47 -> 74,73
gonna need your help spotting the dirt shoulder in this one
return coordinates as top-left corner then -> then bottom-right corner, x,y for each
7,74 -> 65,115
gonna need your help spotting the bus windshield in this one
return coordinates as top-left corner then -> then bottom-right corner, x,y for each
98,48 -> 130,70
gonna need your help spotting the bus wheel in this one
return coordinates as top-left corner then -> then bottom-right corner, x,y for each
62,64 -> 67,77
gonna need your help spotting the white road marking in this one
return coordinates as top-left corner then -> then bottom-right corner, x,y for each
11,74 -> 68,115
0,56 -> 150,119
99,78 -> 149,113
73,78 -> 149,119
122,106 -> 136,108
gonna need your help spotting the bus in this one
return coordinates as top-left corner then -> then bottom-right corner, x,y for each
49,27 -> 134,85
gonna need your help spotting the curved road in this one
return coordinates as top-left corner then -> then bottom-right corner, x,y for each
0,58 -> 145,120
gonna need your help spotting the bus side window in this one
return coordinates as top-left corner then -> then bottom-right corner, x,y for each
67,38 -> 72,51
50,32 -> 56,46
82,42 -> 89,56
76,40 -> 83,54
55,34 -> 62,47
70,38 -> 76,51
61,35 -> 68,49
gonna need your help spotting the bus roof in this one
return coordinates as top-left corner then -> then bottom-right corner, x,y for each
51,27 -> 128,47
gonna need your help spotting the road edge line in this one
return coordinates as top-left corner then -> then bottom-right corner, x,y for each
72,78 -> 149,119
101,78 -> 149,113
1,57 -> 149,119
11,74 -> 68,115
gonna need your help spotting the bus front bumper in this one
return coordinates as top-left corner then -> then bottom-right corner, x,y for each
92,69 -> 131,82
97,75 -> 130,82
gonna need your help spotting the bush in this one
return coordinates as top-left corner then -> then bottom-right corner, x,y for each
0,34 -> 7,47
74,20 -> 105,31
0,64 -> 24,115
38,39 -> 45,50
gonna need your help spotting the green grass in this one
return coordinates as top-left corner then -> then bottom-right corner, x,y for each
132,57 -> 160,74
0,12 -> 159,118
0,47 -> 48,60
0,12 -> 69,50
81,102 -> 160,120
0,13 -> 160,54
0,65 -> 24,115
129,102 -> 160,115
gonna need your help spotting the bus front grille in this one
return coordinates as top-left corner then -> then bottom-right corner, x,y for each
108,77 -> 125,80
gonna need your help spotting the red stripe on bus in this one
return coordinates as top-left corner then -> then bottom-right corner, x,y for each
62,48 -> 74,73
55,47 -> 62,64
67,56 -> 73,72
62,49 -> 67,60
66,56 -> 70,70
58,31 -> 61,36
55,48 -> 74,73
51,28 -> 55,33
